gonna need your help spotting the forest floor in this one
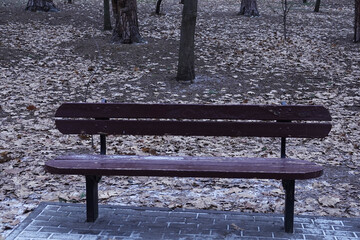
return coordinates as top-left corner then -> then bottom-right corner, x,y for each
0,0 -> 359,238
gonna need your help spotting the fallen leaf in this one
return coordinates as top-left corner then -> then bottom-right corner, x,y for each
26,105 -> 37,111
318,196 -> 341,207
0,151 -> 11,163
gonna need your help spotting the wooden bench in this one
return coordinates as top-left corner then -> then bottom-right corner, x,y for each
45,103 -> 332,233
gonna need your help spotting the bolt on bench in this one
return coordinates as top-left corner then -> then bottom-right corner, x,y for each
45,103 -> 331,233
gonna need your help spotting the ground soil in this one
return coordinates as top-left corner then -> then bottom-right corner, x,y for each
0,0 -> 359,237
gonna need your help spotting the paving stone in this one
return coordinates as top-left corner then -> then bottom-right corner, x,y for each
333,226 -> 360,231
169,212 -> 199,219
302,223 -> 334,230
40,226 -> 72,234
6,202 -> 360,240
294,217 -> 315,224
197,213 -> 226,220
70,228 -> 102,235
142,210 -> 170,217
31,220 -> 61,227
314,219 -> 345,225
180,228 -> 211,235
49,233 -> 84,240
294,228 -> 325,235
195,236 -> 224,240
100,229 -> 132,237
81,235 -> 110,240
40,210 -> 71,218
11,238 -> 34,240
324,230 -> 357,237
243,230 -> 273,237
89,224 -> 119,231
225,214 -> 255,221
23,226 -> 42,232
186,217 -> 215,224
59,221 -> 93,229
254,215 -> 284,223
335,237 -> 360,240
168,222 -> 198,230
45,205 -> 61,211
19,231 -> 52,238
211,227 -> 235,235
51,215 -> 84,223
58,206 -> 85,213
35,215 -> 53,221
304,235 -> 336,240
154,216 -> 186,224
162,233 -> 195,240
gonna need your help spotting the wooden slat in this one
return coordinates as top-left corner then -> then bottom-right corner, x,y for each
45,155 -> 323,180
55,120 -> 332,138
55,103 -> 332,121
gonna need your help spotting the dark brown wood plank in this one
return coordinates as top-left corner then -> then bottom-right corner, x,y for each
55,120 -> 332,138
45,155 -> 323,180
55,103 -> 332,121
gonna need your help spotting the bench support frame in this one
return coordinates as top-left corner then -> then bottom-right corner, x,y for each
283,179 -> 295,233
280,132 -> 295,233
86,132 -> 106,222
86,175 -> 101,222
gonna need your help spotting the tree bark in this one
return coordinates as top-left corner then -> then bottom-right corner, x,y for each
176,0 -> 197,82
356,0 -> 360,42
282,0 -> 289,40
111,0 -> 143,44
104,0 -> 112,30
155,0 -> 162,15
238,0 -> 259,17
314,0 -> 321,12
25,0 -> 59,12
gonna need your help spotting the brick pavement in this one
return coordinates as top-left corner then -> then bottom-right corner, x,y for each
7,202 -> 360,240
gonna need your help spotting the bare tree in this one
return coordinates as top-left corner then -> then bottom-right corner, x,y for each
267,0 -> 293,40
104,0 -> 112,30
281,0 -> 292,40
155,0 -> 162,15
356,0 -> 360,42
25,0 -> 59,12
177,0 -> 198,81
314,0 -> 321,12
111,0 -> 143,43
238,0 -> 259,17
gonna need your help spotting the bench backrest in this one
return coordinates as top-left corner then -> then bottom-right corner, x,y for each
55,103 -> 331,138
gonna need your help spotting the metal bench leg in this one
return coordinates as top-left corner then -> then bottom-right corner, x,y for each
282,179 -> 295,233
86,175 -> 101,222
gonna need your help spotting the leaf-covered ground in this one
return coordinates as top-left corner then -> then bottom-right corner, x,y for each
0,0 -> 359,237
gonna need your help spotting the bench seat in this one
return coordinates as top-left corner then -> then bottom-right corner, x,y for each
45,155 -> 323,180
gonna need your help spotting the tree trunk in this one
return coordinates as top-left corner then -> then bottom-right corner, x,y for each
25,0 -> 59,12
282,0 -> 288,40
111,0 -> 143,44
356,0 -> 360,42
155,0 -> 162,15
238,0 -> 259,17
314,0 -> 321,12
104,0 -> 112,30
176,0 -> 197,82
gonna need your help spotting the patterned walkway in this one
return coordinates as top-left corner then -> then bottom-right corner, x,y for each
7,202 -> 360,240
